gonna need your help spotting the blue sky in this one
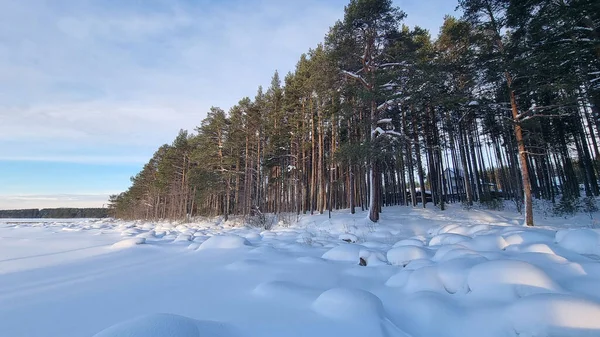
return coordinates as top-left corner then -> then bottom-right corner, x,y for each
0,0 -> 460,209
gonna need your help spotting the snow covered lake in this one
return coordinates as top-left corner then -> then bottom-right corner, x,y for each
1,206 -> 600,337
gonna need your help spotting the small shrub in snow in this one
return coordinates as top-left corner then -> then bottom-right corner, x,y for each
302,236 -> 313,246
339,233 -> 358,243
278,212 -> 303,227
582,196 -> 598,219
245,207 -> 276,230
478,197 -> 505,211
552,196 -> 580,217
461,201 -> 473,211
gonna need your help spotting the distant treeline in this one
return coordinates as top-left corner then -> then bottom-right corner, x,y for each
0,208 -> 110,219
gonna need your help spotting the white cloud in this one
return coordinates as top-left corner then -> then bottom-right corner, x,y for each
0,0 -> 349,164
0,0 -> 460,209
0,194 -> 111,209
0,155 -> 148,165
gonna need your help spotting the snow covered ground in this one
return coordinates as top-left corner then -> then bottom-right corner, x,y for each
1,205 -> 600,337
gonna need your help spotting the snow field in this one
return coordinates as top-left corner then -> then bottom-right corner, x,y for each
1,205 -> 600,336
93,313 -> 237,337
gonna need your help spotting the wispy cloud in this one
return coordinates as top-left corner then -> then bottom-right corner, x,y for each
0,155 -> 148,165
0,0 -> 352,164
0,194 -> 111,209
0,0 -> 458,207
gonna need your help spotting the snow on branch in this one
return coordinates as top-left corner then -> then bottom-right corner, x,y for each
377,62 -> 408,68
372,118 -> 441,149
377,99 -> 396,112
515,104 -> 575,122
342,70 -> 370,88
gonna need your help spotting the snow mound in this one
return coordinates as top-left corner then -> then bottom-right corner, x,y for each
111,238 -> 146,249
92,313 -> 235,337
198,235 -> 250,250
437,224 -> 468,235
505,242 -> 559,255
136,231 -> 155,239
429,233 -> 470,246
387,267 -> 448,294
556,229 -> 600,255
459,234 -> 508,251
392,238 -> 424,247
432,244 -> 483,262
403,266 -> 447,294
387,246 -> 431,266
358,249 -> 388,266
404,258 -> 435,270
504,231 -> 554,245
120,228 -> 140,236
242,232 -> 262,242
312,288 -> 384,320
436,258 -> 485,294
174,234 -> 192,242
385,269 -> 412,288
467,260 -> 560,299
322,244 -> 362,263
508,294 -> 600,336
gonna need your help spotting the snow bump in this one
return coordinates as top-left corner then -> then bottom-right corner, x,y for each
92,313 -> 235,337
312,288 -> 384,320
111,238 -> 146,249
387,246 -> 431,266
198,235 -> 250,250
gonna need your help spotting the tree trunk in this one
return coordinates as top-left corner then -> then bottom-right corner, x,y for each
508,85 -> 534,226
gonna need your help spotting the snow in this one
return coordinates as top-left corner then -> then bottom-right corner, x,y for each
93,313 -> 235,337
556,229 -> 600,255
321,243 -> 362,263
387,245 -> 431,266
1,205 -> 600,337
339,233 -> 358,243
312,288 -> 384,320
197,235 -> 250,250
111,237 -> 146,249
467,260 -> 561,300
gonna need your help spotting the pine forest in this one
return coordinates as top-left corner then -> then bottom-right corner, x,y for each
108,0 -> 600,226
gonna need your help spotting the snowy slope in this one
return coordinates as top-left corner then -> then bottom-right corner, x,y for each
0,206 -> 599,337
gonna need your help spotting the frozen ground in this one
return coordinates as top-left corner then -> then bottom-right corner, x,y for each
1,205 -> 600,337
